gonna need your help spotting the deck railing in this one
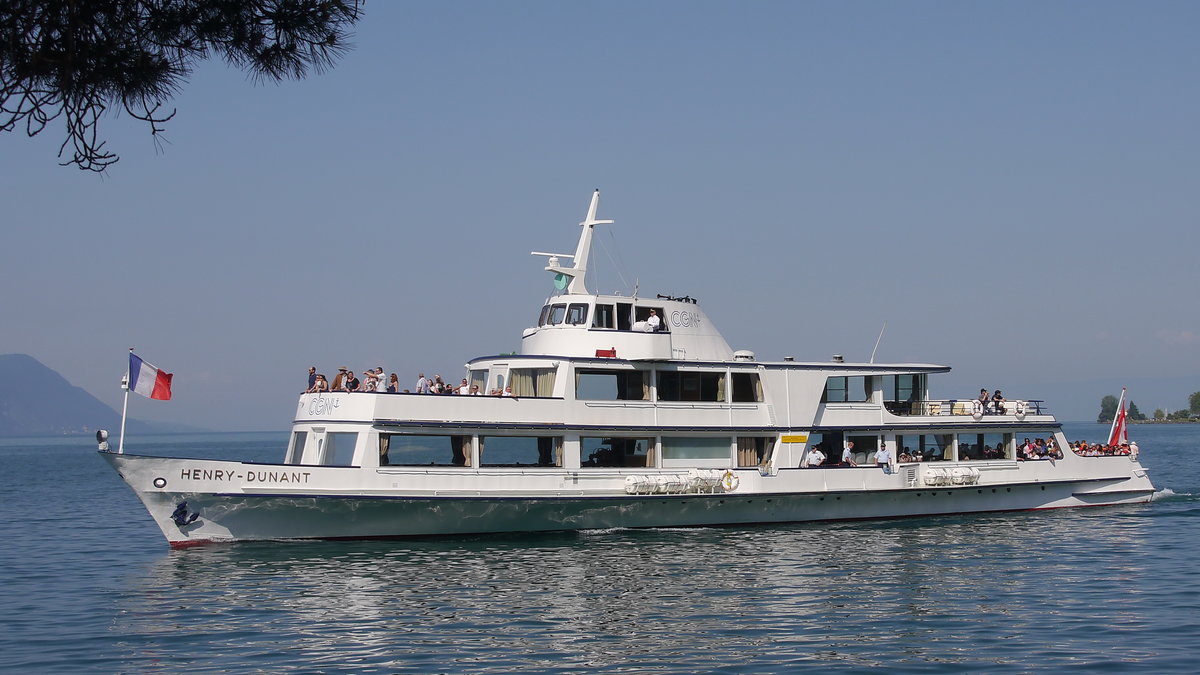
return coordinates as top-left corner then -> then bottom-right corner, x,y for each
884,399 -> 1046,417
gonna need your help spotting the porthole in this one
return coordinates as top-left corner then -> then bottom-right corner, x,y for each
152,477 -> 167,489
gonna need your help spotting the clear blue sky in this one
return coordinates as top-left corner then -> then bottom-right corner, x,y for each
3,1 -> 1197,430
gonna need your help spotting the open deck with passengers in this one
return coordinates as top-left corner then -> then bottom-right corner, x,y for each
100,191 -> 1156,546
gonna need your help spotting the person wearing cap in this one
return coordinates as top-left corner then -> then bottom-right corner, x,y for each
331,367 -> 348,392
805,444 -> 826,467
875,442 -> 892,473
646,309 -> 661,332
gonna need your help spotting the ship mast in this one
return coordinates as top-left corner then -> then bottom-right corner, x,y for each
531,189 -> 613,295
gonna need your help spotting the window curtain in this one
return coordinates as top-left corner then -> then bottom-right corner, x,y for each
510,370 -> 535,397
716,375 -> 726,402
737,437 -> 757,466
470,371 -> 487,392
379,435 -> 391,466
536,369 -> 556,397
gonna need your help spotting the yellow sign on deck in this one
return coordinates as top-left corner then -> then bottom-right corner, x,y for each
781,434 -> 809,444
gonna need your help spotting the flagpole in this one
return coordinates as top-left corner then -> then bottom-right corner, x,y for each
1107,387 -> 1126,447
119,348 -> 132,454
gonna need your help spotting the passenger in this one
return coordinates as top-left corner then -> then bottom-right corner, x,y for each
331,367 -> 348,392
344,370 -> 360,392
992,390 -> 1006,415
646,309 -> 662,332
416,373 -> 429,394
841,441 -> 857,467
432,375 -> 446,394
469,384 -> 482,395
806,444 -> 826,467
898,451 -> 914,463
307,366 -> 317,392
502,385 -> 514,397
308,374 -> 329,393
387,373 -> 399,393
978,388 -> 991,413
457,378 -> 470,394
362,368 -> 379,392
1035,439 -> 1048,459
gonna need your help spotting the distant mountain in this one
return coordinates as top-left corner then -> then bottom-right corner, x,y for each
0,354 -> 192,437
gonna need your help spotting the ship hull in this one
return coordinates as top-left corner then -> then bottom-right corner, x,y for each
103,452 -> 1155,546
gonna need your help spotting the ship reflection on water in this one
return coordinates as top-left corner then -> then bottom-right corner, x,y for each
115,506 -> 1155,672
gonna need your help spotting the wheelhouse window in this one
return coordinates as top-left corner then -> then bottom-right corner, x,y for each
822,376 -> 871,403
286,431 -> 307,464
566,303 -> 589,325
658,371 -> 725,402
380,433 -> 471,467
509,368 -> 556,397
322,432 -> 359,466
547,304 -> 567,325
537,304 -> 551,327
896,434 -> 953,462
593,304 -> 616,329
956,432 -> 1012,461
731,372 -> 763,402
635,306 -> 667,332
576,369 -> 648,400
479,436 -> 562,467
581,436 -> 653,467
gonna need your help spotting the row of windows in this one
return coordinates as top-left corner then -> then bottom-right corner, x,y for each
537,302 -> 667,332
288,432 -> 774,468
575,369 -> 763,402
823,374 -> 926,403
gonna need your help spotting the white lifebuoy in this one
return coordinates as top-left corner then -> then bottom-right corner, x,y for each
1015,400 -> 1027,419
721,470 -> 740,492
971,399 -> 983,420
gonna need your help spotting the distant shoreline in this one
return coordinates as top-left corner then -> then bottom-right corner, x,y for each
1130,420 -> 1200,425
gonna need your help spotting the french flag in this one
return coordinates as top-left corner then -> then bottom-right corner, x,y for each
129,352 -> 173,400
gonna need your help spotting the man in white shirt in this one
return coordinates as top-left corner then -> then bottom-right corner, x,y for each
646,309 -> 661,332
841,441 -> 857,466
875,443 -> 892,473
806,445 -> 826,468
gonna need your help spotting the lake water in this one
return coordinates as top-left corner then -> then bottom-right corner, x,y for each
2,422 -> 1198,673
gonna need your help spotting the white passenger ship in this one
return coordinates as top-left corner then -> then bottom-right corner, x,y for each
101,191 -> 1156,546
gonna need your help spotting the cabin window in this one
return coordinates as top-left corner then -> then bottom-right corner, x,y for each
581,436 -> 653,468
657,371 -> 725,402
380,433 -> 472,467
510,368 -> 557,397
469,369 -> 488,394
731,372 -> 763,402
593,304 -> 616,329
882,374 -> 925,402
537,304 -> 552,327
576,369 -> 648,400
566,303 -> 589,326
956,432 -> 1012,461
286,431 -> 307,464
737,437 -> 773,467
896,434 -> 953,462
661,437 -> 731,466
322,432 -> 358,466
548,304 -> 567,325
479,436 -> 563,467
822,376 -> 871,403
